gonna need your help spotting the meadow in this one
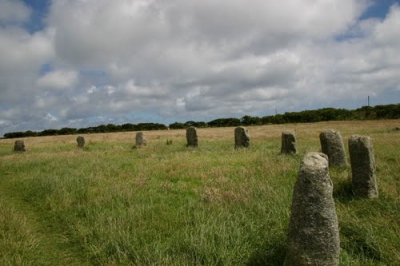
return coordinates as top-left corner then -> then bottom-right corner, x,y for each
0,120 -> 399,265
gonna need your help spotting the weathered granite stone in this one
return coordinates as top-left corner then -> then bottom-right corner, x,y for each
186,126 -> 198,147
76,136 -> 85,148
319,129 -> 347,167
14,140 -> 26,152
349,135 -> 378,198
284,152 -> 340,266
135,132 -> 147,147
234,127 -> 250,149
281,131 -> 297,154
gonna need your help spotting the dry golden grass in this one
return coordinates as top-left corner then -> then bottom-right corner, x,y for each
2,119 -> 398,146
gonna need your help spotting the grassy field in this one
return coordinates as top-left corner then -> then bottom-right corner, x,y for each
0,120 -> 399,265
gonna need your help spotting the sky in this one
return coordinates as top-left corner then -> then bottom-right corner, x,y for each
1,0 -> 400,136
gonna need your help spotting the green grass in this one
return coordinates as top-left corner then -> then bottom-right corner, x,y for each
1,121 -> 399,265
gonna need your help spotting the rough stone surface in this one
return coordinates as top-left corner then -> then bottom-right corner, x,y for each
186,126 -> 198,147
14,140 -> 26,152
349,135 -> 378,198
281,131 -> 297,154
234,126 -> 250,149
284,152 -> 340,266
76,136 -> 85,148
319,129 -> 347,167
135,132 -> 147,147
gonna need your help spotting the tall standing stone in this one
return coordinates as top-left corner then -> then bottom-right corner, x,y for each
135,132 -> 147,148
234,127 -> 250,149
281,131 -> 297,154
319,129 -> 347,167
14,140 -> 26,152
284,152 -> 340,266
76,136 -> 85,148
186,126 -> 198,147
348,135 -> 378,198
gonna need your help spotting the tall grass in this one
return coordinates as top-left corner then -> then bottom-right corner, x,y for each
1,120 -> 399,265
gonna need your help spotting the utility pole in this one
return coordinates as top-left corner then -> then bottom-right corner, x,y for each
368,95 -> 370,107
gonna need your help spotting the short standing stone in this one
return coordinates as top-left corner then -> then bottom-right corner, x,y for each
284,152 -> 340,266
319,129 -> 347,167
14,140 -> 26,152
76,136 -> 85,148
281,131 -> 297,154
186,126 -> 198,147
349,135 -> 378,198
135,132 -> 147,147
234,126 -> 250,149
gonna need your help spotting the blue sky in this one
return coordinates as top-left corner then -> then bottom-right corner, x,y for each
1,0 -> 400,136
21,0 -> 50,33
362,0 -> 398,19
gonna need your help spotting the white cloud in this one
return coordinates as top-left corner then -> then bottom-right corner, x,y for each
0,27 -> 54,106
1,0 -> 400,136
37,70 -> 79,89
45,113 -> 58,122
0,0 -> 31,23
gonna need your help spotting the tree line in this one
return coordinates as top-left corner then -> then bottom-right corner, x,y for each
3,104 -> 399,138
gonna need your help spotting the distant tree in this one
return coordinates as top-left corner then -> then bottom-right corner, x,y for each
375,104 -> 400,119
4,104 -> 399,138
183,121 -> 208,128
58,127 -> 77,135
24,130 -> 38,137
241,115 -> 261,125
196,121 -> 208,128
121,123 -> 136,131
169,122 -> 185,129
77,127 -> 90,134
97,125 -> 108,133
208,118 -> 241,127
39,129 -> 59,136
106,124 -> 119,132
4,132 -> 25,138
136,123 -> 167,131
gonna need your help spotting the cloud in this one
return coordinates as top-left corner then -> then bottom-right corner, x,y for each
1,0 -> 400,136
37,70 -> 78,89
0,27 -> 54,106
0,0 -> 31,23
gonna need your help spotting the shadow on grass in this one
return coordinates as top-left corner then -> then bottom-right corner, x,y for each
333,178 -> 356,203
246,238 -> 286,266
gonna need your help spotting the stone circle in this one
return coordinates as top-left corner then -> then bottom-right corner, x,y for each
76,136 -> 85,148
281,131 -> 297,154
284,152 -> 340,266
348,135 -> 378,198
234,126 -> 250,149
186,126 -> 198,147
135,132 -> 147,148
319,129 -> 347,167
14,140 -> 26,152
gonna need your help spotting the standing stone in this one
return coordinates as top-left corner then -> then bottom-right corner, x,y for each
76,136 -> 85,148
349,135 -> 378,198
284,152 -> 340,266
135,132 -> 147,148
14,140 -> 26,152
186,126 -> 198,147
281,131 -> 297,154
234,127 -> 250,149
319,129 -> 347,167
